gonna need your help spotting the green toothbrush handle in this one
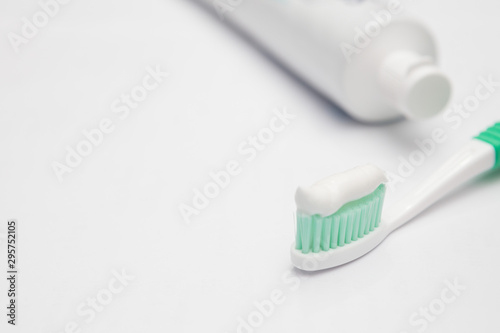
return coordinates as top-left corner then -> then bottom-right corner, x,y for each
384,122 -> 499,231
475,122 -> 500,169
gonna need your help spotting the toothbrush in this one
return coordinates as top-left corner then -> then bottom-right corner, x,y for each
292,123 -> 500,271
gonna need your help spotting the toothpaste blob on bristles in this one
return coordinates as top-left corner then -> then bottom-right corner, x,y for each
295,164 -> 388,217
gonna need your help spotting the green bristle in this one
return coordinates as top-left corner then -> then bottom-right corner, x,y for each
320,216 -> 332,251
330,215 -> 339,249
312,216 -> 322,253
338,214 -> 346,248
296,184 -> 386,254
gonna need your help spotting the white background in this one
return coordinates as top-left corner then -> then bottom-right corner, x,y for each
1,0 -> 499,332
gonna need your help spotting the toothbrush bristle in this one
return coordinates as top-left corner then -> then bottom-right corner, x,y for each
295,184 -> 386,254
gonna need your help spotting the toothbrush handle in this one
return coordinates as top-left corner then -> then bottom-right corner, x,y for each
384,139 -> 496,231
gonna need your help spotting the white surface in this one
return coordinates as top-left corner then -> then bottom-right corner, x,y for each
0,0 -> 499,332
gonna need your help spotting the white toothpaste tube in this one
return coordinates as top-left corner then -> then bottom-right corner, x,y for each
196,0 -> 452,122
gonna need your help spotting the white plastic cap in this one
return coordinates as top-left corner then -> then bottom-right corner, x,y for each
379,50 -> 451,120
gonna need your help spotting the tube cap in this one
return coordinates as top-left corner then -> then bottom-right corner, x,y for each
379,51 -> 451,120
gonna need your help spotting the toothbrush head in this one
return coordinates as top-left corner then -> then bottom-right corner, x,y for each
291,165 -> 389,271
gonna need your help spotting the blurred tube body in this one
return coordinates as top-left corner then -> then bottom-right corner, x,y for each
196,0 -> 451,122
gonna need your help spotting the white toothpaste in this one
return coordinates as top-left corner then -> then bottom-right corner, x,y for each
295,164 -> 387,217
